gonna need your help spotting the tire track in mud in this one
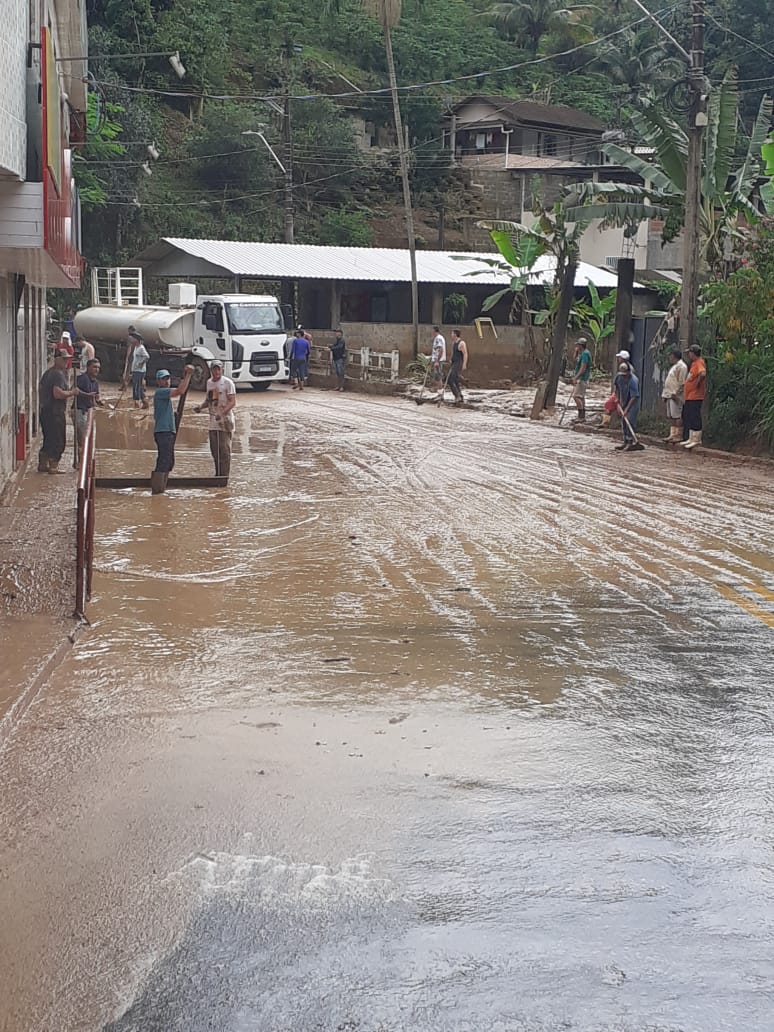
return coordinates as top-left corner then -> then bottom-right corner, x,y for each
253,393 -> 774,648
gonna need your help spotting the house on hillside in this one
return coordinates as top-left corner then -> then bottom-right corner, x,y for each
443,96 -> 682,274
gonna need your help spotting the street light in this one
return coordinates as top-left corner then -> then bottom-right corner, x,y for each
241,129 -> 287,175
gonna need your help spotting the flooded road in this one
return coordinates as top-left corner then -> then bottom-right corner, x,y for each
1,388 -> 773,1032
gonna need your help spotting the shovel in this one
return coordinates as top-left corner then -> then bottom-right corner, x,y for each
617,404 -> 645,452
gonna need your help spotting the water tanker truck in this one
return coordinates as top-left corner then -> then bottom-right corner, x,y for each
74,272 -> 291,391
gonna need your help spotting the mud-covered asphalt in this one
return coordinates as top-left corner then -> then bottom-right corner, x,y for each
0,387 -> 773,1032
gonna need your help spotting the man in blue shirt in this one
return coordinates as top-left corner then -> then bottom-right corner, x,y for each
613,361 -> 640,451
152,364 -> 193,493
289,329 -> 310,390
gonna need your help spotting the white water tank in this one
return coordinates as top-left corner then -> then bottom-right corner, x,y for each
168,282 -> 197,307
74,305 -> 196,350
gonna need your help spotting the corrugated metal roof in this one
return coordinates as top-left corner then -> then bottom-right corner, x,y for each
460,153 -> 589,172
136,238 -> 637,290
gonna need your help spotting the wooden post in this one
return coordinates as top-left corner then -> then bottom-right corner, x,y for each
330,283 -> 341,328
612,258 -> 635,372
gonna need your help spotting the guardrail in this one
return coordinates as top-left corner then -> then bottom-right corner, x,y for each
309,343 -> 401,382
74,409 -> 96,620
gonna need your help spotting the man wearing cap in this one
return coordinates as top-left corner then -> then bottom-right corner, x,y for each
194,360 -> 236,478
613,360 -> 640,451
38,348 -> 80,473
661,348 -> 688,443
152,364 -> 193,493
570,337 -> 592,423
599,348 -> 631,428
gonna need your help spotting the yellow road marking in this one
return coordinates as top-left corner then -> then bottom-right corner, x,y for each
716,582 -> 774,629
746,582 -> 774,604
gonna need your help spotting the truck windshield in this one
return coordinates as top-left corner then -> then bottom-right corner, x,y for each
225,303 -> 283,334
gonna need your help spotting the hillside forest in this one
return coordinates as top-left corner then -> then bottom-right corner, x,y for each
79,0 -> 774,262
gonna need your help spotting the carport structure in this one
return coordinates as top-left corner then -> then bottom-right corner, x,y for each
131,238 -> 625,330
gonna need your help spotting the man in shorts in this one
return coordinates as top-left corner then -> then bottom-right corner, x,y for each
570,337 -> 592,422
661,348 -> 688,443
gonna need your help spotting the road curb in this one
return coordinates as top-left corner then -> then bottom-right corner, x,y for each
0,617 -> 86,750
570,422 -> 774,471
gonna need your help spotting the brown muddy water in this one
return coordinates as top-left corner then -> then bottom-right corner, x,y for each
1,389 -> 774,1032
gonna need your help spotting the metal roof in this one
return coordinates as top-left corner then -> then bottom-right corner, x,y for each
133,238 -> 640,290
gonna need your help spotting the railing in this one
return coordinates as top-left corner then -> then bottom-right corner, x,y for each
74,409 -> 96,619
309,343 -> 400,382
90,266 -> 144,307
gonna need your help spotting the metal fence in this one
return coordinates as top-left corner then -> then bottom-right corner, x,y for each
308,344 -> 401,382
74,410 -> 96,619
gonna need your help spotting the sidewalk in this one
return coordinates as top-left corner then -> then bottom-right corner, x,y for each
0,445 -> 80,738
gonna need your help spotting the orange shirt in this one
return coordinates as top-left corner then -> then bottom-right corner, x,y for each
684,357 -> 707,401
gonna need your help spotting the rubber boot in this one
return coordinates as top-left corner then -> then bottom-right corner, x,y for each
150,471 -> 166,494
684,430 -> 702,450
163,472 -> 170,491
37,453 -> 49,473
663,426 -> 678,443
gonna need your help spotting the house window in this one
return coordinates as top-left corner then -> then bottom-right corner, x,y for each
542,133 -> 557,157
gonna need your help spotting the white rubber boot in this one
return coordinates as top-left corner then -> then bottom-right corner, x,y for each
684,430 -> 702,450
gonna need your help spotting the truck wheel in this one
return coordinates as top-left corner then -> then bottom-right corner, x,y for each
190,358 -> 210,392
250,382 -> 270,391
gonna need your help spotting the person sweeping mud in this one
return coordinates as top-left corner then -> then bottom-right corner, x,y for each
194,360 -> 236,478
447,329 -> 468,406
151,364 -> 193,493
613,361 -> 641,451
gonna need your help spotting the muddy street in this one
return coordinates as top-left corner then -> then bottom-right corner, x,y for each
1,388 -> 773,1032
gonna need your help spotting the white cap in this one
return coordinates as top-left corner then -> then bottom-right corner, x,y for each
615,349 -> 630,361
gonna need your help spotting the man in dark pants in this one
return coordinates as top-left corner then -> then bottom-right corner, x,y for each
152,364 -> 193,493
447,329 -> 468,406
330,328 -> 347,391
75,359 -> 104,459
39,348 -> 79,473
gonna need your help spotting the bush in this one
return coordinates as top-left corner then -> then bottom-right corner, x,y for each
706,349 -> 774,451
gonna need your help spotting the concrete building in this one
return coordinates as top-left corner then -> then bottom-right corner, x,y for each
0,0 -> 85,491
444,96 -> 681,274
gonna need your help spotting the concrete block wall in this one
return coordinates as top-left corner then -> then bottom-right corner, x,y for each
309,322 -> 545,386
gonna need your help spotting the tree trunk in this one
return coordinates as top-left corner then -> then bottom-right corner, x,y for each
384,24 -> 419,358
543,258 -> 577,410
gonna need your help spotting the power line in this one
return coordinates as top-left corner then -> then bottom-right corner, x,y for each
88,5 -> 680,106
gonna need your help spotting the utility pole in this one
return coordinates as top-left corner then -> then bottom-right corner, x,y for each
680,0 -> 706,352
282,42 -> 295,245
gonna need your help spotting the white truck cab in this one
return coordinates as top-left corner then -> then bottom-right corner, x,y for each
190,294 -> 289,391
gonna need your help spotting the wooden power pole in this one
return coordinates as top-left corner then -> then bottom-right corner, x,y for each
680,0 -> 706,352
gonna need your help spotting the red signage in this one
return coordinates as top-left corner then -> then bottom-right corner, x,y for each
41,26 -> 81,286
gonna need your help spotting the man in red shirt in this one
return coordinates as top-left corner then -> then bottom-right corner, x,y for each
681,344 -> 707,450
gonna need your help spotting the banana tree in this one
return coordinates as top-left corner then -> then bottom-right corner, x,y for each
470,203 -> 588,409
572,281 -> 616,362
564,70 -> 774,274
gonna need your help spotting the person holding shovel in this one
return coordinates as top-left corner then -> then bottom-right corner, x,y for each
613,361 -> 641,451
570,337 -> 592,423
152,364 -> 193,493
194,360 -> 236,478
447,329 -> 468,406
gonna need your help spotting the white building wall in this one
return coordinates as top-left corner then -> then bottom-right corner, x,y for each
0,0 -> 28,178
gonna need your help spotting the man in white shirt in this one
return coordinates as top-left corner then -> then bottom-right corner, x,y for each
130,337 -> 150,408
430,325 -> 446,388
194,360 -> 236,478
661,347 -> 688,443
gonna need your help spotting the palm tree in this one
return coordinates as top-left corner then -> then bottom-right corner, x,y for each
486,0 -> 594,55
593,29 -> 683,126
325,0 -> 419,355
